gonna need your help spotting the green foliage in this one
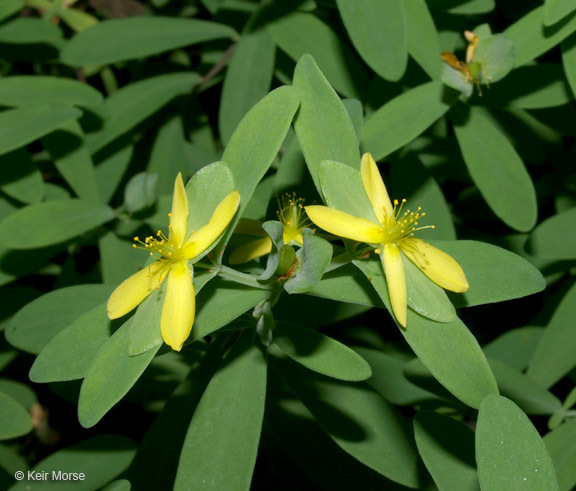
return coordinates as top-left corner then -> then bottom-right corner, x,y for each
0,1 -> 573,489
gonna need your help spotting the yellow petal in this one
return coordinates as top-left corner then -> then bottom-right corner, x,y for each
107,260 -> 170,319
305,205 -> 385,244
381,244 -> 407,327
169,172 -> 188,246
361,152 -> 393,223
161,260 -> 195,351
182,191 -> 240,260
401,238 -> 469,293
229,237 -> 273,264
283,229 -> 303,245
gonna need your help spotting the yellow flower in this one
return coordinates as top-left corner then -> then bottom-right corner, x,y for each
229,193 -> 310,264
107,173 -> 240,351
305,153 -> 468,327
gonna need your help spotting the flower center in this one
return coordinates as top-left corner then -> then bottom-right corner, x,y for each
381,199 -> 434,244
133,229 -> 187,261
276,192 -> 311,242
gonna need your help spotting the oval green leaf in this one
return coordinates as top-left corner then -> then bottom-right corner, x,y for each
0,105 -> 81,156
526,282 -> 576,388
506,6 -> 576,67
0,76 -> 103,107
174,330 -> 266,491
0,199 -> 114,249
361,81 -> 458,161
431,240 -> 546,308
336,0 -> 407,82
0,391 -> 32,440
545,0 -> 576,26
219,27 -> 275,144
274,322 -> 371,381
476,395 -> 559,490
30,303 -> 114,382
267,12 -> 369,98
272,353 -> 422,488
414,411 -> 479,491
354,257 -> 499,409
528,207 -> 576,259
293,55 -> 360,193
78,321 -> 161,428
452,106 -> 538,231
5,284 -> 113,354
405,0 -> 442,79
87,73 -> 201,153
544,418 -> 576,491
222,85 -> 299,216
61,17 -> 236,66
11,435 -> 136,490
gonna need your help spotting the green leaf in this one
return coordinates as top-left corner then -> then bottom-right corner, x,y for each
0,379 -> 36,410
318,160 -> 374,221
219,26 -> 275,144
273,322 -> 371,381
101,480 -> 131,491
473,34 -> 516,84
476,395 -> 560,490
526,282 -> 576,388
0,17 -> 62,44
0,198 -> 114,249
6,284 -> 113,354
452,106 -> 538,231
87,73 -> 201,153
545,0 -> 576,26
174,330 -> 266,491
431,240 -> 546,308
272,353 -> 422,488
506,6 -> 576,67
354,257 -> 499,409
481,64 -> 572,109
11,435 -> 136,490
293,55 -> 360,192
414,412 -> 479,491
148,116 -> 189,196
185,161 -> 235,235
309,263 -> 385,308
528,208 -> 576,259
336,0 -> 407,81
222,85 -> 299,217
390,153 -> 456,240
42,120 -> 101,202
0,76 -> 103,107
0,0 -> 23,23
490,359 -> 562,415
0,391 -> 32,440
61,17 -> 236,66
267,12 -> 370,98
0,105 -> 81,156
402,254 -> 456,323
355,347 -> 440,405
544,418 -> 576,491
405,0 -> 441,79
189,279 -> 269,342
30,304 -> 114,383
124,172 -> 157,213
128,336 -> 227,490
94,137 -> 133,203
484,327 -> 544,371
126,288 -> 164,356
428,0 -> 494,14
0,148 -> 45,204
562,33 -> 576,98
78,321 -> 161,428
284,231 -> 333,294
361,82 -> 458,160
99,232 -> 143,285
